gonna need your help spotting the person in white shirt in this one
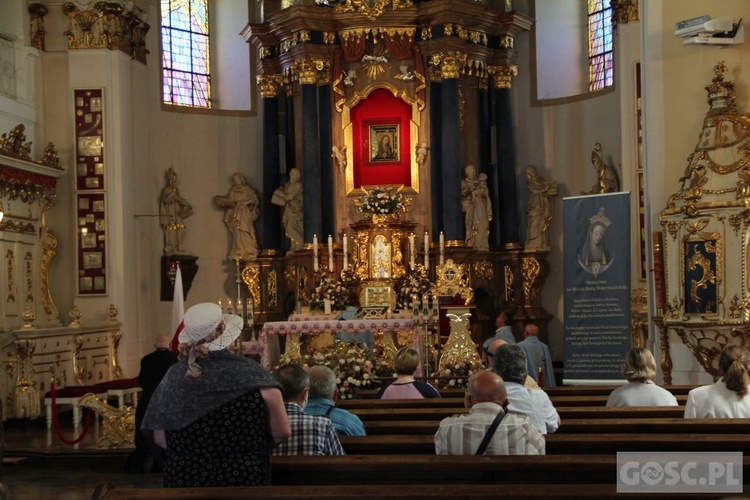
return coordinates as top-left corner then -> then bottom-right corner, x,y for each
492,344 -> 560,434
685,345 -> 750,418
435,371 -> 544,455
606,347 -> 678,407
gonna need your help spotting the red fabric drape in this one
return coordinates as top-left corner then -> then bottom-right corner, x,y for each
341,31 -> 367,63
383,31 -> 413,60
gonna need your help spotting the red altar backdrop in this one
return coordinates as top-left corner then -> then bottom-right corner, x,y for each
351,88 -> 412,189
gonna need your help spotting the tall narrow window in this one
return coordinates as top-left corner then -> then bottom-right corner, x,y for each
161,0 -> 211,108
587,0 -> 613,91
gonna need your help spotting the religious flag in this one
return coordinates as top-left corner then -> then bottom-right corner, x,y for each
170,264 -> 185,353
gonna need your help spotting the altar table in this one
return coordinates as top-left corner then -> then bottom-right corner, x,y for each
260,318 -> 417,367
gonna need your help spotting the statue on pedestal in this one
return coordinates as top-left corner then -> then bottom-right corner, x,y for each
461,165 -> 492,251
215,173 -> 260,260
587,142 -> 619,194
272,168 -> 304,253
524,166 -> 558,252
159,168 -> 193,256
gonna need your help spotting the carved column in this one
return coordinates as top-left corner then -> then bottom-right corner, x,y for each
433,52 -> 466,242
298,58 -> 325,242
489,64 -> 520,247
258,74 -> 283,251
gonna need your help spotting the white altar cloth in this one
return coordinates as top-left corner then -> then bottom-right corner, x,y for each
260,318 -> 416,367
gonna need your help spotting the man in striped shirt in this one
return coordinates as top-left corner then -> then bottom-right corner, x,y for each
434,371 -> 544,455
272,364 -> 345,456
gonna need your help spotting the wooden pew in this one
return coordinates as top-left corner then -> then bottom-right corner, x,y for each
342,395 -> 688,409
350,405 -> 686,422
93,482 -> 734,499
339,433 -> 750,455
271,454 -> 620,485
357,385 -> 697,400
364,417 -> 750,436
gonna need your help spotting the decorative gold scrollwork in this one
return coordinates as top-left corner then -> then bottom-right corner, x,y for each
435,259 -> 473,304
474,260 -> 494,282
522,257 -> 541,303
267,269 -> 278,308
241,264 -> 262,308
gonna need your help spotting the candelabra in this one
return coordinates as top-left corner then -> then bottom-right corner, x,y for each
411,292 -> 439,378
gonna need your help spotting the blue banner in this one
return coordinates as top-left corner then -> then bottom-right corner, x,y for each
563,193 -> 631,384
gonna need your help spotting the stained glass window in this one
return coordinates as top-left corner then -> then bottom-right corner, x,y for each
587,0 -> 613,92
161,0 -> 211,108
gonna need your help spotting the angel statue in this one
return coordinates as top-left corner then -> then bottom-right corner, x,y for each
332,145 -> 348,173
415,142 -> 430,169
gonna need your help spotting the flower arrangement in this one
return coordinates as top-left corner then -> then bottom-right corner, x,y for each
279,341 -> 375,399
434,360 -> 477,389
355,186 -> 406,218
371,344 -> 396,383
396,274 -> 434,310
310,274 -> 350,311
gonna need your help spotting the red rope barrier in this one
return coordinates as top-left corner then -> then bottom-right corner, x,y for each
49,382 -> 94,445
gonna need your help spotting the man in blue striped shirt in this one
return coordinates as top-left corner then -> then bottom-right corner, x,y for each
305,365 -> 366,436
272,364 -> 345,456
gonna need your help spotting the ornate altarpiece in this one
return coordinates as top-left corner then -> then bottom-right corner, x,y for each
659,62 -> 750,383
239,0 -> 553,358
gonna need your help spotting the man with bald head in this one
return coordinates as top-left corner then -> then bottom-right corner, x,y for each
517,324 -> 556,387
435,371 -> 544,455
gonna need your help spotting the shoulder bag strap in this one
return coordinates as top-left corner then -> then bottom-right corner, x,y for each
475,411 -> 508,455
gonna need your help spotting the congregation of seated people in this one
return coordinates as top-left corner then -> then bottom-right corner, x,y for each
137,304 -> 750,490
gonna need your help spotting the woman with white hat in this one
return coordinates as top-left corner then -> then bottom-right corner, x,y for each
143,302 -> 290,487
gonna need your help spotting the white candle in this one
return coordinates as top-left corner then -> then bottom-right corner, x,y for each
343,234 -> 348,271
424,232 -> 429,270
313,234 -> 319,272
409,233 -> 415,270
439,231 -> 445,266
328,235 -> 334,271
227,299 -> 234,315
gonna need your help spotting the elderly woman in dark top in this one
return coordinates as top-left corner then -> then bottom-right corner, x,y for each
143,302 -> 290,487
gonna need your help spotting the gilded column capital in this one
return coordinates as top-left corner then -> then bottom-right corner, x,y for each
294,58 -> 330,86
488,64 -> 518,89
428,52 -> 467,80
257,74 -> 284,98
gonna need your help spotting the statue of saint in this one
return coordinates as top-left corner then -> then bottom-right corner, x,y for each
159,168 -> 192,255
588,142 -> 619,194
524,166 -> 558,252
215,173 -> 260,260
461,165 -> 492,251
272,168 -> 304,253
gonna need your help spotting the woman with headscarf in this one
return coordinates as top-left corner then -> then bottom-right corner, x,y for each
685,345 -> 750,418
142,302 -> 290,487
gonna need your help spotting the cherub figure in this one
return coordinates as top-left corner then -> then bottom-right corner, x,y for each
415,142 -> 430,169
332,145 -> 348,173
